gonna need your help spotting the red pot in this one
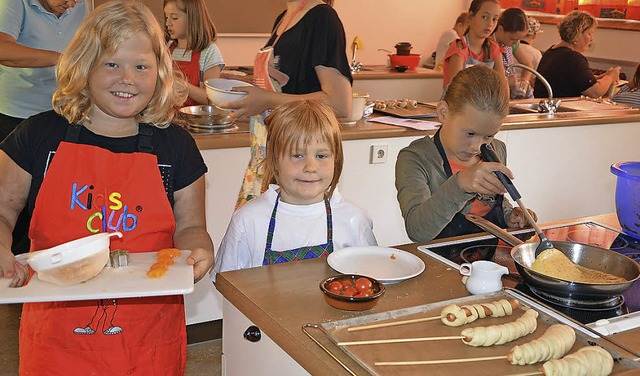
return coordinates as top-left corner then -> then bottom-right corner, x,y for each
388,53 -> 421,70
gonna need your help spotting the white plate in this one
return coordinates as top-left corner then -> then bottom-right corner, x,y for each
0,251 -> 193,304
327,246 -> 425,284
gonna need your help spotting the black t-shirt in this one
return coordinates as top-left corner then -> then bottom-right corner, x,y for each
0,111 -> 207,216
266,4 -> 352,95
534,46 -> 596,98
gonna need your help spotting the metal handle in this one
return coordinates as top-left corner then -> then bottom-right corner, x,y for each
480,144 -> 521,201
243,325 -> 261,342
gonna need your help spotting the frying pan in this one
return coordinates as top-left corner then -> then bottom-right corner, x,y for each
466,214 -> 640,300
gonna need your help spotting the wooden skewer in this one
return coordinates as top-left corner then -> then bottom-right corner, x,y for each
375,355 -> 507,366
337,335 -> 464,346
347,315 -> 442,332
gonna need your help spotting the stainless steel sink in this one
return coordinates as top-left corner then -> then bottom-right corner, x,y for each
508,102 -> 578,115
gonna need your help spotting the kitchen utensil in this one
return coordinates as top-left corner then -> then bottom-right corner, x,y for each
388,53 -> 421,70
1,251 -> 194,303
394,42 -> 412,55
460,260 -> 508,295
178,105 -> 233,126
610,161 -> 640,239
204,78 -> 252,105
480,143 -> 554,257
17,232 -> 123,286
320,274 -> 385,311
465,214 -> 640,299
327,246 -> 425,284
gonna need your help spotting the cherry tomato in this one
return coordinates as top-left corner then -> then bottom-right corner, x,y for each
342,286 -> 358,297
354,277 -> 373,293
341,279 -> 354,289
354,290 -> 372,298
328,281 -> 343,294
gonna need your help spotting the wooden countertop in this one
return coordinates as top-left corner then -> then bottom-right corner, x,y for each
193,108 -> 640,150
215,213 -> 639,375
351,65 -> 443,80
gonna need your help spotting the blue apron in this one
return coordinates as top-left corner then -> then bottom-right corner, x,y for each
263,193 -> 334,265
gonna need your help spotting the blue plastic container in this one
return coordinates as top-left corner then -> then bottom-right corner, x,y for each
611,162 -> 640,239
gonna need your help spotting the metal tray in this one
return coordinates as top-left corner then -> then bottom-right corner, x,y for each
373,103 -> 437,119
304,290 -> 640,376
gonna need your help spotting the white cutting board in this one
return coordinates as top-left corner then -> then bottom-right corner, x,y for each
0,251 -> 194,304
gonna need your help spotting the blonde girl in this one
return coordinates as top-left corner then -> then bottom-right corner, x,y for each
396,65 -> 536,242
0,2 -> 213,374
164,0 -> 224,106
213,100 -> 376,277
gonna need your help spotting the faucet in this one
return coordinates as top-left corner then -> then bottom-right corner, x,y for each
350,44 -> 362,73
506,63 -> 561,114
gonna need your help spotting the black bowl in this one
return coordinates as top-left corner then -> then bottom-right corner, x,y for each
320,274 -> 385,311
394,65 -> 409,73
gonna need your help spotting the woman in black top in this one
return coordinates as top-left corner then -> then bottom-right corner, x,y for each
222,0 -> 353,207
534,10 -> 620,98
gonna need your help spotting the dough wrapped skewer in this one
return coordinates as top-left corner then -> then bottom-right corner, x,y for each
442,299 -> 519,327
347,299 -> 519,332
508,324 -> 576,365
541,346 -> 614,376
461,309 -> 538,347
344,308 -> 537,347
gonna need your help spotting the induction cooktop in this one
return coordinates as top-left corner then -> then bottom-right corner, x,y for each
418,221 -> 640,337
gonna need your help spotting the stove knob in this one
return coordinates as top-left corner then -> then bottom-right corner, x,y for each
594,319 -> 610,326
243,325 -> 261,342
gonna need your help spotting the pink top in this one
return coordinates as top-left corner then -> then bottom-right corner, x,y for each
442,36 -> 501,88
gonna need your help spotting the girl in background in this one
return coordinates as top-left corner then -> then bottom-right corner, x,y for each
493,7 -> 534,98
612,64 -> 640,107
164,0 -> 224,106
213,100 -> 376,277
396,65 -> 536,242
442,0 -> 506,90
0,2 -> 213,373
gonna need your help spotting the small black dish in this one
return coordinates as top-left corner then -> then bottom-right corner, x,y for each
394,65 -> 409,73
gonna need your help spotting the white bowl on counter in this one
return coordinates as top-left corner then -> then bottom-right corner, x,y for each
204,78 -> 253,105
21,232 -> 123,286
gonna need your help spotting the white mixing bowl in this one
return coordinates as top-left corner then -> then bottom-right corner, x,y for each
25,232 -> 123,285
204,78 -> 253,105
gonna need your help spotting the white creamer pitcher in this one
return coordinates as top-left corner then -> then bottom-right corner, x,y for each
460,260 -> 509,295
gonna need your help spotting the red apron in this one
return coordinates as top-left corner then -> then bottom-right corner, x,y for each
170,42 -> 202,107
19,124 -> 186,375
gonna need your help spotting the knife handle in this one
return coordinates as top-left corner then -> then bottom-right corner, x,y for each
480,144 -> 521,201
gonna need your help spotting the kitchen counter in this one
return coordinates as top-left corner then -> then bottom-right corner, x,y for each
192,104 -> 640,150
351,65 -> 443,80
215,213 -> 640,375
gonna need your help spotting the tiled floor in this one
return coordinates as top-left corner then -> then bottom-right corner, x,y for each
1,304 -> 222,375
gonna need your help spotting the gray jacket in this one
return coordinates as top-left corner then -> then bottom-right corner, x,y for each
395,135 -> 514,242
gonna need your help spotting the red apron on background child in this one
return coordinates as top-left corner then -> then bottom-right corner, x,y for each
20,125 -> 186,375
170,42 -> 202,107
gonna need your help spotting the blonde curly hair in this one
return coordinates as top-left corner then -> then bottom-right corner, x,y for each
558,10 -> 597,44
53,1 -> 187,127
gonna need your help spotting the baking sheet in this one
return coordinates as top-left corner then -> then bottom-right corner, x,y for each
373,103 -> 437,119
314,290 -> 640,376
0,251 -> 194,303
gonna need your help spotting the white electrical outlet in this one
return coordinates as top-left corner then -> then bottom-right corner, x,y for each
370,144 -> 388,164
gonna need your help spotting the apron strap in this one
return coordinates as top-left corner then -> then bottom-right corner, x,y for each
264,193 -> 333,253
433,129 -> 453,177
64,124 -> 154,154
